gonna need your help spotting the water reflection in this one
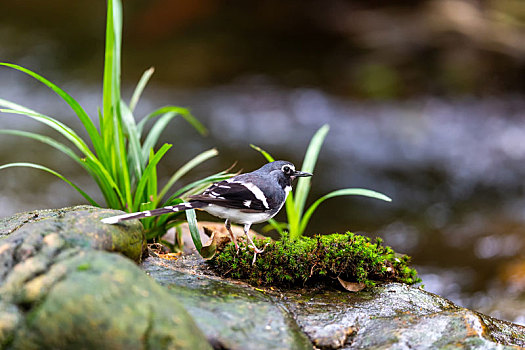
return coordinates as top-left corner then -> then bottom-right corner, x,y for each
475,234 -> 522,260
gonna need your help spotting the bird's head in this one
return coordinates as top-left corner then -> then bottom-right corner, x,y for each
260,160 -> 313,181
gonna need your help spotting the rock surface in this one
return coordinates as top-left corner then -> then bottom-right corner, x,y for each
282,283 -> 525,349
143,256 -> 313,350
144,252 -> 525,350
0,206 -> 211,349
1,206 -> 525,350
0,205 -> 146,265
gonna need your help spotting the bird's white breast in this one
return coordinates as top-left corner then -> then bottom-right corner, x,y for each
203,205 -> 273,224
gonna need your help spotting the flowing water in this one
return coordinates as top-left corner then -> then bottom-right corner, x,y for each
1,76 -> 524,324
1,1 -> 524,325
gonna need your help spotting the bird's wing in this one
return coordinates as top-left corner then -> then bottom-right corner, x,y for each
189,180 -> 270,211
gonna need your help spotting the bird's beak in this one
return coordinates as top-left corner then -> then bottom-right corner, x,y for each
293,170 -> 313,177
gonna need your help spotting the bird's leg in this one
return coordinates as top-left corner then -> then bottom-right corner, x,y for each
243,224 -> 264,253
243,224 -> 269,264
225,219 -> 239,251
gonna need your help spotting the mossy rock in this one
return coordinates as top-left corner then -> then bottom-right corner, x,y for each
0,205 -> 146,265
210,232 -> 420,287
0,206 -> 211,349
2,250 -> 211,350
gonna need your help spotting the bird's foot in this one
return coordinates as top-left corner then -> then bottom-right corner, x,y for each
250,242 -> 270,265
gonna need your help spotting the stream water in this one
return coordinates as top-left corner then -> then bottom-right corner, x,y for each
1,76 -> 524,325
1,0 -> 524,326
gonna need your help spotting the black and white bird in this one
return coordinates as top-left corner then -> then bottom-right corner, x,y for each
101,161 -> 312,254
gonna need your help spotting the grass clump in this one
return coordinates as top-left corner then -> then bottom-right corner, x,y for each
210,232 -> 421,288
0,0 -> 231,251
252,124 -> 391,240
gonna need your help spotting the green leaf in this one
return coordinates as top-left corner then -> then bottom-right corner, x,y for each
286,193 -> 300,240
165,171 -> 233,203
82,156 -> 125,208
157,148 -> 218,204
0,63 -> 105,163
139,106 -> 207,164
132,143 -> 172,211
263,218 -> 286,236
0,107 -> 93,158
147,148 -> 158,204
102,0 -> 122,135
120,101 -> 144,180
129,67 -> 154,112
185,208 -> 202,252
0,130 -> 120,205
299,188 -> 392,236
295,124 -> 330,218
250,144 -> 275,162
0,162 -> 99,206
0,108 -> 123,206
137,106 -> 206,135
114,115 -> 133,210
140,110 -> 180,162
0,129 -> 83,167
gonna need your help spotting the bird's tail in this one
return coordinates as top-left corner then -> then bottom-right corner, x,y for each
100,201 -> 206,224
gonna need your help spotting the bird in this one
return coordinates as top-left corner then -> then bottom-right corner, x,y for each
101,160 -> 312,256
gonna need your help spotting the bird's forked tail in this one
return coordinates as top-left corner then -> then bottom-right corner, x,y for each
100,201 -> 206,224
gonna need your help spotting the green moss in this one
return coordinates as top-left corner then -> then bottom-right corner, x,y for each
209,232 -> 421,287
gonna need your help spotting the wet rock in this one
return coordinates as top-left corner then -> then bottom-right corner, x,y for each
3,251 -> 210,350
0,205 -> 146,266
143,251 -> 525,350
2,206 -> 524,349
0,206 -> 211,349
143,255 -> 313,350
280,283 -> 525,349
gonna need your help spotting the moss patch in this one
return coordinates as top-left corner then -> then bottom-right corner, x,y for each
210,232 -> 421,287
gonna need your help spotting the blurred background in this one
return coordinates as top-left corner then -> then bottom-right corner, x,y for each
0,0 -> 524,325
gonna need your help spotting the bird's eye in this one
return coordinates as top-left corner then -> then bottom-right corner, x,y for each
282,165 -> 291,174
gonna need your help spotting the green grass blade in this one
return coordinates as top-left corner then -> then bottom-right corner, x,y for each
138,107 -> 207,160
250,144 -> 276,162
185,208 -> 202,252
82,156 -> 124,208
0,108 -> 95,159
295,124 -> 330,218
115,116 -> 133,210
0,98 -> 37,114
140,110 -> 180,164
157,148 -> 218,204
299,188 -> 392,236
138,106 -> 206,135
102,0 -> 122,134
101,0 -> 123,180
0,63 -> 104,160
129,67 -> 154,112
285,193 -> 301,240
264,218 -> 285,236
0,129 -> 84,167
0,130 -> 115,204
147,148 -> 158,205
0,162 -> 99,206
120,101 -> 144,180
133,143 -> 172,211
165,171 -> 233,203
